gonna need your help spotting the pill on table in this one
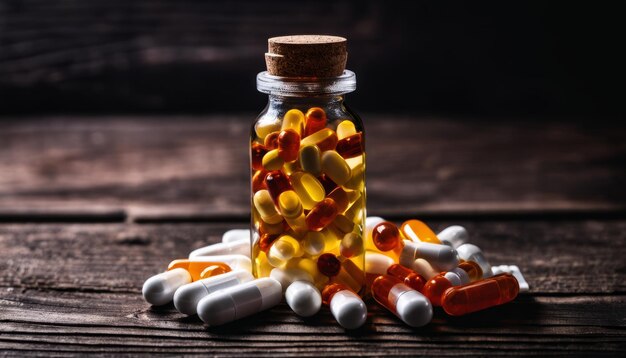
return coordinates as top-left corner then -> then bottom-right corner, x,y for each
222,229 -> 250,243
442,274 -> 519,316
410,258 -> 439,280
168,255 -> 252,280
142,268 -> 192,306
458,260 -> 483,281
437,225 -> 469,248
372,221 -> 403,252
456,244 -> 493,278
400,241 -> 459,272
285,280 -> 322,317
372,275 -> 432,327
491,265 -> 529,292
443,271 -> 463,286
386,263 -> 427,292
189,239 -> 251,258
400,220 -> 441,244
451,267 -> 471,285
421,274 -> 454,306
173,270 -> 254,315
197,278 -> 283,325
270,267 -> 314,292
322,283 -> 367,329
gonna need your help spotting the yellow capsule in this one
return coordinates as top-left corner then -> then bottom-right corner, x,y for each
400,219 -> 441,244
321,151 -> 351,186
337,120 -> 357,140
345,156 -> 363,169
268,235 -> 303,267
299,144 -> 322,176
321,227 -> 342,251
302,231 -> 326,256
340,233 -> 364,258
283,159 -> 301,176
255,119 -> 281,140
344,194 -> 364,222
290,172 -> 325,210
300,128 -> 338,152
343,163 -> 364,191
254,251 -> 274,277
262,149 -> 285,171
332,214 -> 355,234
278,191 -> 307,234
282,109 -> 305,135
253,190 -> 283,224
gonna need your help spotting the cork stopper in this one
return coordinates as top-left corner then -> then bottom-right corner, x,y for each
265,35 -> 347,78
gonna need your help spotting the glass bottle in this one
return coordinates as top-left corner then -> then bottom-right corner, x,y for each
249,36 -> 366,296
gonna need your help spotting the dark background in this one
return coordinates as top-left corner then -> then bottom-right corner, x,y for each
1,0 -> 624,117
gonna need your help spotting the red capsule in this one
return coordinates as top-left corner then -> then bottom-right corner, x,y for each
277,129 -> 300,162
265,170 -> 293,203
264,131 -> 280,149
252,170 -> 268,193
304,107 -> 327,137
306,198 -> 339,231
327,187 -> 350,213
317,253 -> 341,277
387,264 -> 427,292
442,274 -> 519,316
422,274 -> 453,306
251,143 -> 269,171
372,222 -> 403,252
336,133 -> 363,159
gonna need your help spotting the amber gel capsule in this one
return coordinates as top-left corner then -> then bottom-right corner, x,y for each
442,274 -> 519,316
304,107 -> 327,137
372,275 -> 432,327
400,220 -> 441,244
387,264 -> 427,292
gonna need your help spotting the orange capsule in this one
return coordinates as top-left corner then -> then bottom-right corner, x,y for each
304,107 -> 327,137
372,222 -> 403,252
442,274 -> 519,316
168,260 -> 233,281
265,170 -> 293,203
252,169 -> 268,193
317,253 -> 341,277
400,219 -> 441,244
306,198 -> 339,231
251,143 -> 269,171
421,274 -> 453,306
277,129 -> 300,162
387,263 -> 427,292
264,131 -> 280,149
371,275 -> 432,327
336,133 -> 363,159
458,261 -> 483,282
327,187 -> 350,213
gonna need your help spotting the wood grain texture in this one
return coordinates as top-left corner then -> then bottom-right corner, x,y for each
1,222 -> 625,355
0,116 -> 624,222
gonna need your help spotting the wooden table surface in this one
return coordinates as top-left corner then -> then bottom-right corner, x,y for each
1,116 -> 625,356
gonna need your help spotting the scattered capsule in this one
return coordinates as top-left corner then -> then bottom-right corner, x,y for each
142,268 -> 192,306
443,271 -> 463,287
222,229 -> 250,243
491,265 -> 529,292
458,260 -> 483,282
456,244 -> 493,278
335,133 -> 363,159
173,270 -> 254,315
289,172 -> 325,210
372,221 -> 403,252
387,264 -> 427,292
265,170 -> 293,204
251,143 -> 269,171
442,274 -> 519,316
304,107 -> 327,137
365,252 -> 395,285
270,267 -> 314,291
437,225 -> 469,248
321,151 -> 351,186
451,267 -> 471,285
317,253 -> 341,277
400,220 -> 441,244
366,216 -> 386,241
400,241 -> 459,272
285,280 -> 322,317
282,109 -> 304,135
197,278 -> 283,325
253,189 -> 283,225
168,255 -> 251,280
372,275 -> 433,327
301,128 -> 338,152
189,239 -> 250,258
336,120 -> 357,139
262,149 -> 285,171
277,129 -> 300,162
410,258 -> 439,280
299,144 -> 322,176
306,198 -> 339,231
421,274 -> 453,306
322,283 -> 367,329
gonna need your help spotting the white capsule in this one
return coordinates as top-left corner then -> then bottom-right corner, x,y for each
180,254 -> 252,274
270,267 -> 314,292
443,271 -> 462,286
197,278 -> 282,326
491,264 -> 529,292
365,252 -> 395,275
142,268 -> 191,306
189,240 -> 251,258
400,241 -> 459,271
437,225 -> 469,248
173,270 -> 254,315
451,267 -> 470,285
391,283 -> 433,327
411,258 -> 439,280
329,289 -> 367,329
456,244 -> 492,278
222,229 -> 251,243
285,281 -> 322,317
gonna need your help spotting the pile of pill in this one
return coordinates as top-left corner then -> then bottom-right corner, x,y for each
142,218 -> 528,329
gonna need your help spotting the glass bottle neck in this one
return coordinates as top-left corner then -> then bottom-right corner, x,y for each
267,95 -> 347,109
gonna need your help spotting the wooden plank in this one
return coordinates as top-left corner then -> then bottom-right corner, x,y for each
0,221 -> 624,355
0,116 -> 624,221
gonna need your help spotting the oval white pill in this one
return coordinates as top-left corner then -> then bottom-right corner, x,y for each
329,289 -> 367,329
437,225 -> 469,248
456,244 -> 493,278
189,240 -> 251,258
222,229 -> 250,243
285,281 -> 322,317
142,268 -> 191,306
395,289 -> 433,327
